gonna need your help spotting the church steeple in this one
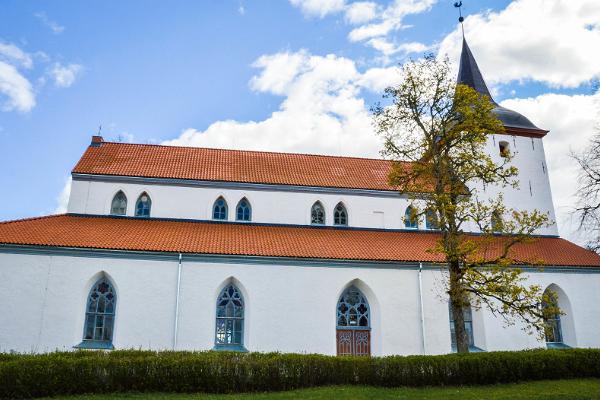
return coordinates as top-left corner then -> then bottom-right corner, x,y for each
457,38 -> 496,104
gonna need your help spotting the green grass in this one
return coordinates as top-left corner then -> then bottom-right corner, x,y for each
45,379 -> 600,400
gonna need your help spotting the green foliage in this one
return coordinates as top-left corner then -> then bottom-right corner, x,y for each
2,349 -> 600,399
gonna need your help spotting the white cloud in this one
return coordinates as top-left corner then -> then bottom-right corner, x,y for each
34,12 -> 65,34
54,177 -> 72,214
438,0 -> 600,88
500,92 -> 600,245
0,42 -> 33,69
289,0 -> 346,18
49,63 -> 83,88
163,50 -> 406,157
345,1 -> 378,24
367,38 -> 428,57
0,61 -> 35,112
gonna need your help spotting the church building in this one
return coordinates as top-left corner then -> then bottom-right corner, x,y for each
1,40 -> 600,356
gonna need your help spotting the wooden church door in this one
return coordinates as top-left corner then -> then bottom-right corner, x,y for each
336,286 -> 371,356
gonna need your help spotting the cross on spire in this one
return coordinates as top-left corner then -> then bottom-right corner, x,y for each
454,1 -> 465,38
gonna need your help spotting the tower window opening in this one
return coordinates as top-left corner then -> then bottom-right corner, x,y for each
512,135 -> 516,147
499,141 -> 510,158
542,161 -> 546,174
531,138 -> 535,150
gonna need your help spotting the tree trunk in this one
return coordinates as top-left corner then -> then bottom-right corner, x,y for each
449,261 -> 470,353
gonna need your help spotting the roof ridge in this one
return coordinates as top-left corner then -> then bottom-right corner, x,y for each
98,141 -> 394,163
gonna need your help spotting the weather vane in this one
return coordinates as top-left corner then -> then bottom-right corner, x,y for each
454,1 -> 465,37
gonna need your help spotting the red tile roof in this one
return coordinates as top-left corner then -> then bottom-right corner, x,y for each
72,140 -> 401,191
1,214 -> 599,267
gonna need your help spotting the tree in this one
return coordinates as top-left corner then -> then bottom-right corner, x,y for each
573,130 -> 600,253
373,55 -> 554,353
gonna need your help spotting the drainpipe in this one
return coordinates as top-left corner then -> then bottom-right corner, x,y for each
173,253 -> 183,350
418,262 -> 427,354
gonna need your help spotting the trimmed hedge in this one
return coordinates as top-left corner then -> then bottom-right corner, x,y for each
1,349 -> 600,398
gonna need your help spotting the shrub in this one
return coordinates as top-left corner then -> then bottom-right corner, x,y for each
1,349 -> 599,398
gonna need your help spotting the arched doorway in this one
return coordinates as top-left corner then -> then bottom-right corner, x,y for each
336,285 -> 370,356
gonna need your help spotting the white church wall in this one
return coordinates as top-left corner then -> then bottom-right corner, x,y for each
2,250 -> 597,355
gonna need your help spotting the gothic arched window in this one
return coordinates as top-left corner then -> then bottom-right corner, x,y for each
542,288 -> 563,345
311,201 -> 325,225
135,192 -> 151,217
110,191 -> 127,216
336,285 -> 370,356
215,284 -> 244,349
404,205 -> 418,229
236,198 -> 251,222
82,277 -> 116,348
213,197 -> 228,220
425,208 -> 439,230
334,202 -> 348,226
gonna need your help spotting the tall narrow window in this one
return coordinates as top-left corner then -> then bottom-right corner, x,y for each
404,205 -> 418,229
499,141 -> 510,158
449,304 -> 474,351
215,284 -> 244,350
311,201 -> 325,225
80,277 -> 116,349
110,191 -> 127,216
336,286 -> 370,356
213,197 -> 228,220
425,208 -> 439,230
236,198 -> 251,221
543,289 -> 563,347
135,192 -> 151,217
334,202 -> 348,226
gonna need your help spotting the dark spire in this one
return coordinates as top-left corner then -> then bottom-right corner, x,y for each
457,38 -> 496,104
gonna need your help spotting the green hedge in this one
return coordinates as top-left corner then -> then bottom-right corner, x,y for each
1,349 -> 600,398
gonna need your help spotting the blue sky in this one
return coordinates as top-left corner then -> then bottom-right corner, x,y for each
1,0 -> 599,243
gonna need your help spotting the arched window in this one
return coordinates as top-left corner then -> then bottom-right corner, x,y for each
334,202 -> 348,226
499,141 -> 510,158
491,210 -> 503,233
404,205 -> 418,229
213,197 -> 228,220
449,303 -> 475,351
215,284 -> 244,349
236,198 -> 251,222
336,286 -> 370,356
542,288 -> 563,346
135,192 -> 151,217
425,208 -> 439,230
311,201 -> 325,225
110,191 -> 127,216
81,277 -> 116,349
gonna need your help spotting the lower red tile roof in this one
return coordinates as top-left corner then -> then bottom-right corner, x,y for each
1,214 -> 599,267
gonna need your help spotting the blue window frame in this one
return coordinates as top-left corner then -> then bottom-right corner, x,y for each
236,198 -> 251,221
334,202 -> 348,226
111,191 -> 127,216
404,205 -> 418,229
135,192 -> 151,217
78,278 -> 116,349
311,201 -> 325,225
543,289 -> 564,346
213,197 -> 228,220
449,304 -> 475,351
214,284 -> 245,351
337,286 -> 370,329
425,208 -> 439,230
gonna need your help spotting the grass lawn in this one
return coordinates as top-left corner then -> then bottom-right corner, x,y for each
45,379 -> 600,400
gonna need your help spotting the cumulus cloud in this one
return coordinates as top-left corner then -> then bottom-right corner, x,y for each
0,42 -> 36,112
49,63 -> 83,88
54,177 -> 72,214
438,0 -> 600,88
289,0 -> 346,18
345,1 -> 378,24
34,12 -> 65,34
501,92 -> 600,244
163,50 -> 405,157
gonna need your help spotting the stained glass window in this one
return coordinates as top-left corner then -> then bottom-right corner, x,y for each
135,192 -> 151,217
404,205 -> 418,229
215,284 -> 244,346
311,201 -> 325,225
337,286 -> 370,328
110,191 -> 127,215
236,198 -> 251,221
213,197 -> 228,220
83,278 -> 116,344
334,203 -> 348,226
